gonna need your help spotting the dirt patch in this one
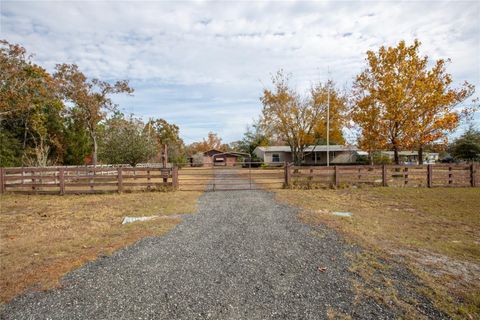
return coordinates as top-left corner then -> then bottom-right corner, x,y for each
394,248 -> 480,284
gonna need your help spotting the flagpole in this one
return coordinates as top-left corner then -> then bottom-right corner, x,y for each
326,68 -> 330,167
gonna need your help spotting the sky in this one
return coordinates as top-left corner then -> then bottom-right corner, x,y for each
1,0 -> 479,144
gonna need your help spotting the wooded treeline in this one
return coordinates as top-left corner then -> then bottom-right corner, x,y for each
0,40 -> 186,167
1,39 -> 478,167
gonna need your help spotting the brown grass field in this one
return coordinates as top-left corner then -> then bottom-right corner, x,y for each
2,171 -> 479,318
0,191 -> 201,303
275,187 -> 480,319
178,167 -> 214,191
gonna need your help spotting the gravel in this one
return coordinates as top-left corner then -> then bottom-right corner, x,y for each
1,189 -> 439,319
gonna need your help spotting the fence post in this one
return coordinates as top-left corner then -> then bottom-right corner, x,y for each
382,165 -> 387,187
0,168 -> 4,194
404,167 -> 409,186
31,170 -> 36,192
172,167 -> 179,189
427,164 -> 433,188
471,163 -> 477,187
147,169 -> 151,190
59,168 -> 65,195
162,168 -> 168,184
334,165 -> 339,187
448,166 -> 453,185
118,167 -> 123,193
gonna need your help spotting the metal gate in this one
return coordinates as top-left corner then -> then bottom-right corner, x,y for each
178,161 -> 285,191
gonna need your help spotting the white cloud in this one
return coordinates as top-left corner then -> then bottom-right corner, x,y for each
1,0 -> 479,142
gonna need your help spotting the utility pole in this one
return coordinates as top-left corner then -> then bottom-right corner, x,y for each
326,68 -> 330,167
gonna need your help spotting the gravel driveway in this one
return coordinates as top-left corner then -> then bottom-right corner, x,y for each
1,190 -> 435,319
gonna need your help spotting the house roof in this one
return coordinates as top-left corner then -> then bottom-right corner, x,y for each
203,149 -> 224,156
203,149 -> 243,157
255,145 -> 359,153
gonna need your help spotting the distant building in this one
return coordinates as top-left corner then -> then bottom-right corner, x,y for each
190,149 -> 241,166
251,145 -> 440,165
252,145 -> 439,165
379,151 -> 439,164
253,145 -> 360,165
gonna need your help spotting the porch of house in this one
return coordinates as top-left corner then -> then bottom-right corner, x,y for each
302,150 -> 357,165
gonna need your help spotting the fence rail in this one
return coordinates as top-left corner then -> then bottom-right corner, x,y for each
0,166 -> 177,195
178,162 -> 284,191
0,163 -> 478,195
287,164 -> 478,188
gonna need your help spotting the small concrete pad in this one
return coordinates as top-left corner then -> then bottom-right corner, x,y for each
122,216 -> 157,224
332,212 -> 352,217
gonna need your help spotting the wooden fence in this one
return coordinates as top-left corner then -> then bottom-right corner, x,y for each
1,164 -> 478,195
287,164 -> 478,188
0,166 -> 178,195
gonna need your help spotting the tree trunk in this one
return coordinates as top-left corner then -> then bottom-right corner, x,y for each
418,146 -> 424,165
162,144 -> 168,168
295,151 -> 301,165
298,149 -> 304,165
91,133 -> 98,167
290,145 -> 297,165
23,119 -> 28,150
393,145 -> 399,165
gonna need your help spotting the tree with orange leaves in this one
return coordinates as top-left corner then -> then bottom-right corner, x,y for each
0,40 -> 65,165
260,71 -> 347,164
352,39 -> 475,164
407,58 -> 475,163
188,132 -> 227,155
310,80 -> 348,146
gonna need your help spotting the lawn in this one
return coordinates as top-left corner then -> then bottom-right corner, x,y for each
275,187 -> 480,319
0,191 -> 201,303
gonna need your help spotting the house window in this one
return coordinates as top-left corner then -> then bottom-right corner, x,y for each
272,154 -> 280,162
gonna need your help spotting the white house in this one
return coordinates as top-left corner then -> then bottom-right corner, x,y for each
253,145 -> 360,165
252,145 -> 439,165
379,151 -> 439,164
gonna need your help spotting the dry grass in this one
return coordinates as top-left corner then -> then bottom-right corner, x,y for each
326,307 -> 352,320
236,168 -> 284,189
275,187 -> 480,319
178,167 -> 213,191
178,167 -> 285,191
0,191 -> 201,303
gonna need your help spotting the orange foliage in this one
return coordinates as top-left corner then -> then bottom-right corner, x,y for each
260,71 -> 347,164
188,132 -> 227,154
352,39 -> 475,164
